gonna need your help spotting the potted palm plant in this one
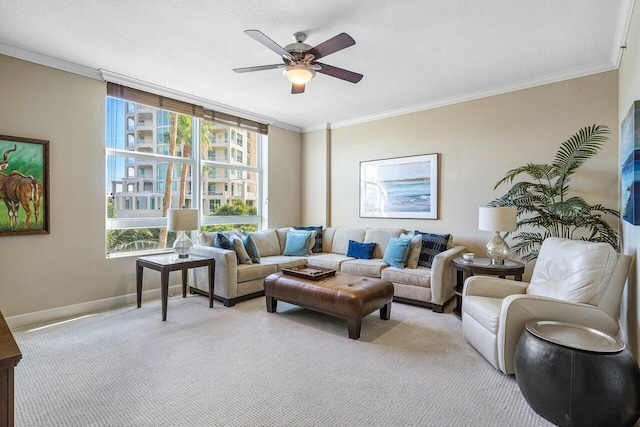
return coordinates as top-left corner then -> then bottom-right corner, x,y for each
490,124 -> 619,261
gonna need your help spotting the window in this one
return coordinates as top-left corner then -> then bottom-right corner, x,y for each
106,84 -> 266,256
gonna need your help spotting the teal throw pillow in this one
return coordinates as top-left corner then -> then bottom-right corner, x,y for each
242,234 -> 261,264
383,237 -> 411,269
293,226 -> 323,253
414,231 -> 451,268
283,231 -> 311,256
346,240 -> 376,259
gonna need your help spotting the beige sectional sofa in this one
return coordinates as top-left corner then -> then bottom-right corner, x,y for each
190,227 -> 465,312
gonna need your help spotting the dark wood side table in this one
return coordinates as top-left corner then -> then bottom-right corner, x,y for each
451,257 -> 525,319
137,254 -> 215,321
0,311 -> 21,427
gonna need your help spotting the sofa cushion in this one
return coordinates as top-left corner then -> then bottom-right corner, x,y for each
283,231 -> 312,256
242,234 -> 261,264
236,263 -> 278,283
332,228 -> 366,254
382,237 -> 411,269
414,231 -> 451,268
346,240 -> 376,259
323,227 -> 336,253
364,228 -> 404,259
306,253 -> 354,270
401,232 -> 423,269
294,226 -> 323,253
259,255 -> 308,270
341,259 -> 388,277
248,229 -> 281,257
230,235 -> 253,265
381,266 -> 432,288
201,230 -> 241,247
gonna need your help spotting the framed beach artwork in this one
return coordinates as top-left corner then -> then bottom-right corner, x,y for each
360,153 -> 439,219
621,101 -> 640,225
0,135 -> 50,236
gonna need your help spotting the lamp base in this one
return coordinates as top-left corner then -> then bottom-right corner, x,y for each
486,231 -> 510,265
173,231 -> 193,259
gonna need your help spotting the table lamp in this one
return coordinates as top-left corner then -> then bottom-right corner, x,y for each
478,206 -> 517,265
167,209 -> 198,258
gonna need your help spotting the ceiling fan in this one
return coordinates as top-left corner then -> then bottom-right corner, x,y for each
233,30 -> 363,94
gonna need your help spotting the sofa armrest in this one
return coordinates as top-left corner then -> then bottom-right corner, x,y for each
190,245 -> 238,300
498,294 -> 619,374
430,245 -> 466,306
463,276 -> 528,299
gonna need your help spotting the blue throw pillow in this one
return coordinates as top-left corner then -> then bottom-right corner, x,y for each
283,231 -> 311,256
383,237 -> 411,269
293,226 -> 323,253
414,231 -> 450,268
242,234 -> 261,264
346,240 -> 377,259
214,232 -> 234,251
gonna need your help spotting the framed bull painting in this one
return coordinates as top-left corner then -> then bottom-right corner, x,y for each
0,135 -> 49,236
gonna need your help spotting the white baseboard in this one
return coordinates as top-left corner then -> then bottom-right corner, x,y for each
6,285 -> 184,330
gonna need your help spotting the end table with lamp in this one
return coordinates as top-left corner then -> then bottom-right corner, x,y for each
136,208 -> 215,321
451,257 -> 525,319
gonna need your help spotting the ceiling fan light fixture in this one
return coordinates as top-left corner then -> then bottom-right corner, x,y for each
286,64 -> 315,84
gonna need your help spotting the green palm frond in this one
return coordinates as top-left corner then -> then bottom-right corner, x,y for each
490,125 -> 618,261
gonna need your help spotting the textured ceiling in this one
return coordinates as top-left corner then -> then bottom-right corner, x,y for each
0,0 -> 632,131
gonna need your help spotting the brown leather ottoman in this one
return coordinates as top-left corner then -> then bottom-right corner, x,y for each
264,271 -> 394,339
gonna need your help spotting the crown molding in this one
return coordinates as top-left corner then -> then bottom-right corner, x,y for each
318,62 -> 617,131
0,42 -> 102,80
100,69 -> 276,126
268,121 -> 302,133
612,0 -> 637,67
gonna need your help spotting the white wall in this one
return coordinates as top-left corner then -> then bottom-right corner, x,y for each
0,55 -> 302,325
619,2 -> 640,360
304,71 -> 620,282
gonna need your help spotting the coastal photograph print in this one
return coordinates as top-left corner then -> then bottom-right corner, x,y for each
621,101 -> 640,225
360,153 -> 439,219
0,135 -> 50,236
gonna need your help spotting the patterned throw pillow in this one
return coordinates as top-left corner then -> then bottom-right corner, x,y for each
346,240 -> 377,259
293,226 -> 323,253
242,234 -> 261,264
214,232 -> 234,251
414,231 -> 451,268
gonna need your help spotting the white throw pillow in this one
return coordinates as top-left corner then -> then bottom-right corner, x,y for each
400,232 -> 422,269
230,235 -> 252,265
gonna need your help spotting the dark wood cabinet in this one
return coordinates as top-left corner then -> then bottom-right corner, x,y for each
0,311 -> 21,427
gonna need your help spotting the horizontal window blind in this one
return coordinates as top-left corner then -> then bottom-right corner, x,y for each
106,82 -> 268,134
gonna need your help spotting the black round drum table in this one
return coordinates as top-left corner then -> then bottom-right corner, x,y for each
514,320 -> 640,427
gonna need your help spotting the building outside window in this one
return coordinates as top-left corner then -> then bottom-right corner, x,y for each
106,93 -> 265,256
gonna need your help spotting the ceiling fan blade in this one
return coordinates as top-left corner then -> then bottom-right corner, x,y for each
233,64 -> 282,73
315,62 -> 363,83
291,83 -> 305,94
304,33 -> 355,60
244,30 -> 290,58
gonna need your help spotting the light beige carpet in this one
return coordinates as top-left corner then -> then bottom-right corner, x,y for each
13,295 -> 551,426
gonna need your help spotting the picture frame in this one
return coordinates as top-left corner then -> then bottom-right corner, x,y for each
621,101 -> 640,225
360,153 -> 439,219
0,135 -> 50,236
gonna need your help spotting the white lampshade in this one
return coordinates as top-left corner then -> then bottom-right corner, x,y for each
478,206 -> 517,232
167,209 -> 198,231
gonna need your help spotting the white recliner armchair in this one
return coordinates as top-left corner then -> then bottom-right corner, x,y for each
461,237 -> 632,374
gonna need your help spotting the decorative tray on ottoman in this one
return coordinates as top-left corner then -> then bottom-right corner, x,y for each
282,265 -> 336,281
